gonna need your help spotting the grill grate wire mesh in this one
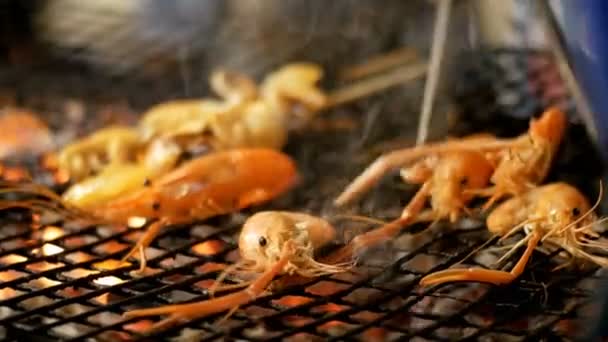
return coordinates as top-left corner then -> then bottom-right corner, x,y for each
0,47 -> 605,341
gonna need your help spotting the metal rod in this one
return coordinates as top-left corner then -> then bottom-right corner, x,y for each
537,0 -> 600,146
416,0 -> 452,146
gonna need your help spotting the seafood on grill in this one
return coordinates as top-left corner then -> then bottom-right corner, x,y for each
327,107 -> 567,262
334,107 -> 567,210
55,64 -> 321,206
58,57 -> 421,208
419,182 -> 608,287
466,107 -> 567,210
0,148 -> 299,276
123,211 -> 409,331
328,150 -> 495,263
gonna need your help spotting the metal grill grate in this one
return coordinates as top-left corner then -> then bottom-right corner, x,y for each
0,48 -> 604,341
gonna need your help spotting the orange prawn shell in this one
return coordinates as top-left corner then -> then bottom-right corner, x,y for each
486,182 -> 593,235
92,148 -> 299,223
529,107 -> 567,145
238,211 -> 336,270
429,150 -> 494,216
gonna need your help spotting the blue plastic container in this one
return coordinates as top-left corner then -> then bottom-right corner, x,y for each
552,0 -> 608,160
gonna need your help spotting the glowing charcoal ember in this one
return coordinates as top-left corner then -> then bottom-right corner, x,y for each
97,224 -> 127,238
50,323 -> 93,339
361,327 -> 388,342
93,241 -> 129,254
64,251 -> 94,263
92,292 -> 124,305
87,311 -> 123,326
63,235 -> 92,247
283,315 -> 314,327
93,259 -> 131,270
95,331 -> 132,342
318,321 -> 351,336
54,303 -> 92,318
27,261 -> 65,272
36,225 -> 65,240
171,328 -> 210,341
305,281 -> 348,296
284,333 -> 323,342
0,287 -> 23,300
20,295 -> 54,310
272,296 -> 313,308
58,286 -> 88,298
31,226 -> 66,256
191,240 -> 225,256
312,302 -> 348,314
0,270 -> 27,281
196,262 -> 227,273
94,275 -> 125,287
26,277 -> 61,289
32,243 -> 64,256
0,254 -> 27,265
61,268 -> 99,279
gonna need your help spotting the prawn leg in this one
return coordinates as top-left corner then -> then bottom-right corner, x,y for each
334,138 -> 523,206
419,231 -> 541,286
327,183 -> 432,264
123,241 -> 295,332
122,219 -> 168,276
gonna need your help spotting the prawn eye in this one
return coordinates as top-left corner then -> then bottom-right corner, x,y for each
572,207 -> 580,216
258,236 -> 267,247
460,177 -> 468,186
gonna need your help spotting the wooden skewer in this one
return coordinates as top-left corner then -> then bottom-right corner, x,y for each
338,47 -> 420,81
325,61 -> 428,109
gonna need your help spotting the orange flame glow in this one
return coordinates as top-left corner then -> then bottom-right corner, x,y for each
272,295 -> 313,308
93,259 -> 131,270
27,261 -> 64,272
319,320 -> 347,332
32,226 -> 66,256
192,240 -> 224,256
315,303 -> 347,313
0,254 -> 27,265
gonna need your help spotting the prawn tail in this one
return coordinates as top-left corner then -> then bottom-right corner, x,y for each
529,107 -> 567,145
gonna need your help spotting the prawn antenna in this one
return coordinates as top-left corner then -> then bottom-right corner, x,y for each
453,234 -> 499,267
0,180 -> 93,221
209,260 -> 252,298
329,214 -> 388,226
